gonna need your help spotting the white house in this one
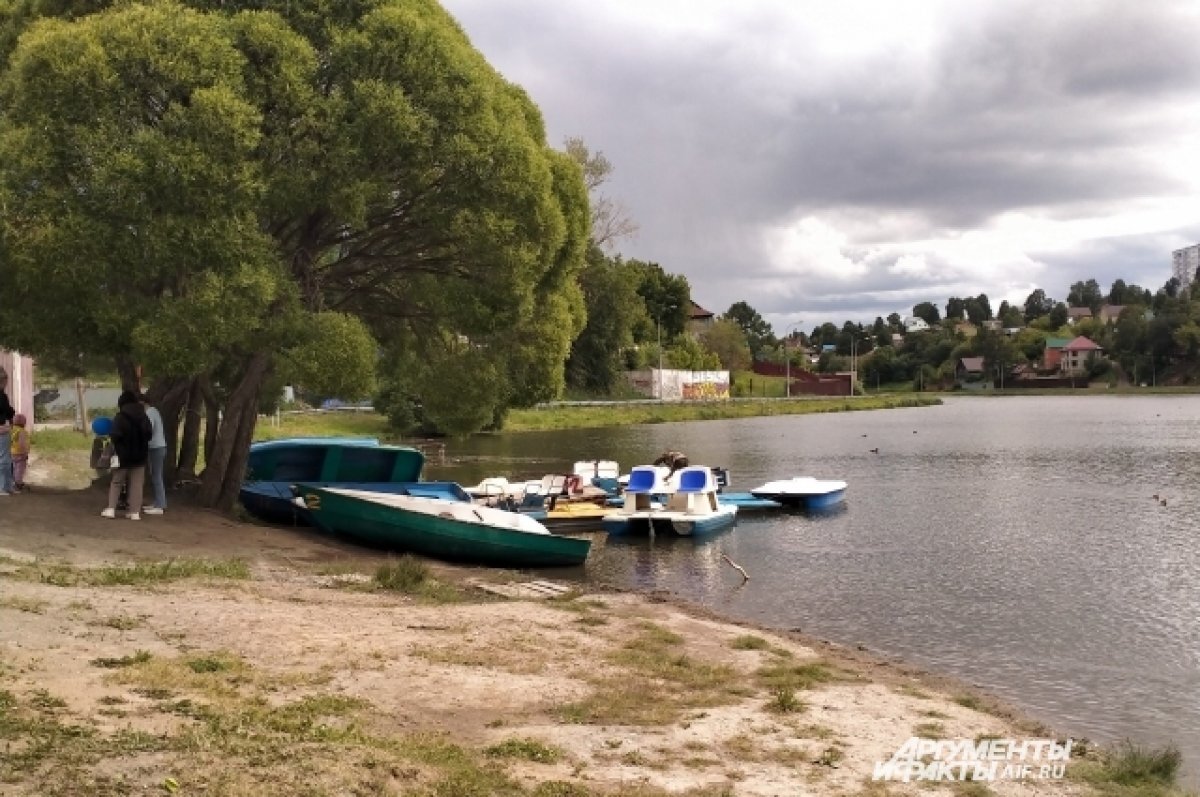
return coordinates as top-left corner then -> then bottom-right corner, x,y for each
903,316 -> 931,333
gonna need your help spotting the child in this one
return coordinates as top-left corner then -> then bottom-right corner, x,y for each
10,413 -> 29,492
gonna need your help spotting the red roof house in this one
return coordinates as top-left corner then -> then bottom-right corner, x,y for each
1060,336 -> 1102,374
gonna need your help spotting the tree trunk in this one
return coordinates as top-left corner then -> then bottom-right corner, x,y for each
176,379 -> 204,481
197,353 -> 271,510
199,377 -> 220,470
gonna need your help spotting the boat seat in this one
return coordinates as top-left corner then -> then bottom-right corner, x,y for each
676,466 -> 715,493
626,467 -> 660,494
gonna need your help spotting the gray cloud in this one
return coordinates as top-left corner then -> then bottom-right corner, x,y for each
442,0 -> 1200,329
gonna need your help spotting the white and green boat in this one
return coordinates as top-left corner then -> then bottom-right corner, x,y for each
294,485 -> 591,568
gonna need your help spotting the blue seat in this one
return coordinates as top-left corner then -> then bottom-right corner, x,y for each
677,467 -> 712,493
626,467 -> 659,493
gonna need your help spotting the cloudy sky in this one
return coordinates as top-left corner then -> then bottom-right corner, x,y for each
440,0 -> 1200,332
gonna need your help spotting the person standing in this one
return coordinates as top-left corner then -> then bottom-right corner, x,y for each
102,391 -> 152,520
0,369 -> 14,496
143,397 -> 167,514
10,413 -> 30,492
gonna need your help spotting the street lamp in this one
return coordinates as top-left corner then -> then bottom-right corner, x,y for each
850,337 -> 868,396
784,320 -> 803,399
656,317 -> 663,400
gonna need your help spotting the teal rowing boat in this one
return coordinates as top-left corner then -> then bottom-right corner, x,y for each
294,485 -> 591,568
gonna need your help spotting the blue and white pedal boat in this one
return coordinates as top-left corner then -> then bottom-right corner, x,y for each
748,477 -> 847,509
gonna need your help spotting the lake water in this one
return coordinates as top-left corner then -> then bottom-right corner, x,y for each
423,396 -> 1200,778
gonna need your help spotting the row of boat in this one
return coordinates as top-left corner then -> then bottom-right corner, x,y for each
237,438 -> 847,569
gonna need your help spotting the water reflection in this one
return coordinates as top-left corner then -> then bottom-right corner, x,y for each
426,396 -> 1200,781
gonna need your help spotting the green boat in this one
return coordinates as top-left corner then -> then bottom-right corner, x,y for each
294,485 -> 592,568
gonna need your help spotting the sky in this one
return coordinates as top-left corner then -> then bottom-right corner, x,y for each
440,0 -> 1200,333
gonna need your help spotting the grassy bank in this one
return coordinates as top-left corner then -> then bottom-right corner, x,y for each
504,394 -> 942,432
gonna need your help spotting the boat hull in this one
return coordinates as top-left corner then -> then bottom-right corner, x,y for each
240,481 -> 471,526
749,477 -> 848,510
295,486 -> 591,568
651,508 -> 738,536
749,488 -> 846,509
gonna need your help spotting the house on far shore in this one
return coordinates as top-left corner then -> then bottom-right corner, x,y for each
955,356 -> 986,389
903,316 -> 930,333
1097,304 -> 1125,324
1043,337 -> 1073,371
1060,336 -> 1102,375
1067,307 -> 1093,325
686,301 -> 715,338
0,350 -> 35,419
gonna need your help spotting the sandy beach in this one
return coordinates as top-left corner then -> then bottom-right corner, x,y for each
0,480 -> 1169,796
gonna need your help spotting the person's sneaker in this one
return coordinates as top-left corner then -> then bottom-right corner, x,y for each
143,507 -> 164,515
127,513 -> 141,521
100,508 -> 116,518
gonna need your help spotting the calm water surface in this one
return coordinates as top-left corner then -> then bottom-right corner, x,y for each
425,396 -> 1200,776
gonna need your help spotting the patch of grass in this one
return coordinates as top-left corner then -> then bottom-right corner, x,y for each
755,659 -> 838,691
484,737 -> 564,763
97,615 -> 142,630
90,650 -> 153,669
374,556 -> 462,603
952,694 -> 985,711
1074,741 -> 1185,795
414,634 -> 552,676
93,558 -> 251,585
532,783 -> 591,797
730,634 -> 770,650
793,724 -> 836,740
766,685 -> 805,714
574,615 -> 607,627
24,558 -> 250,587
895,683 -> 932,699
0,595 -> 48,614
557,625 -> 739,725
951,783 -> 996,797
913,721 -> 945,737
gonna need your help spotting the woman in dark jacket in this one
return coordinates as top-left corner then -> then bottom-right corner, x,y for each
0,369 -> 14,495
101,391 -> 153,520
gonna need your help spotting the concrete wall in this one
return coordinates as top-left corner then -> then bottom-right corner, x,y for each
626,369 -> 731,401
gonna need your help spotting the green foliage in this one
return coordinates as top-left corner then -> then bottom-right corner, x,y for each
631,260 -> 690,340
665,334 -> 721,371
912,301 -> 940,325
280,312 -> 377,401
0,0 -> 591,504
699,319 -> 751,371
566,252 -> 647,393
723,301 -> 776,359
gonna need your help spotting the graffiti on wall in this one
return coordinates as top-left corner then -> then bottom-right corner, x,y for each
681,380 -> 730,400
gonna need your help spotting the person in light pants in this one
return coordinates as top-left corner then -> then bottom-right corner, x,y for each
143,397 -> 167,515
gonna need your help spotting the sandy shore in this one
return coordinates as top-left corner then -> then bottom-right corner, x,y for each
0,484 -> 1151,796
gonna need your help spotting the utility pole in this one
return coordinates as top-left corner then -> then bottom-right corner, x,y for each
784,320 -> 803,399
656,318 -> 663,400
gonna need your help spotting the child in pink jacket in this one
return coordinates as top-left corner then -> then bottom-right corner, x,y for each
10,413 -> 29,492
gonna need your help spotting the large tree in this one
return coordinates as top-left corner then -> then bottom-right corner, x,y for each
723,301 -> 775,360
564,252 -> 647,394
912,301 -> 941,325
0,1 -> 590,509
700,319 -> 751,371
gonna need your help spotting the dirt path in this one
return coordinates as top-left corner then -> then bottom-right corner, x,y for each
0,487 -> 1140,796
